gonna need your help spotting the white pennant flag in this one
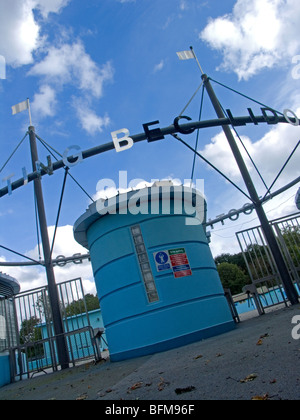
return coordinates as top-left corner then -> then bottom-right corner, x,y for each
176,50 -> 195,60
12,99 -> 29,115
12,99 -> 32,125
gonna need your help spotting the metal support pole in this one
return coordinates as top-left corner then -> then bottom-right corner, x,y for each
202,74 -> 299,305
28,126 -> 69,369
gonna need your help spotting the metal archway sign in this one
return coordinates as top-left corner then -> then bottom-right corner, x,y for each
2,64 -> 299,376
1,74 -> 299,373
0,107 -> 298,199
0,107 -> 299,269
1,74 -> 299,304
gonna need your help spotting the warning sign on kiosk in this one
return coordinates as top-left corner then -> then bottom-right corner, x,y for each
153,251 -> 172,272
154,248 -> 192,278
169,248 -> 192,278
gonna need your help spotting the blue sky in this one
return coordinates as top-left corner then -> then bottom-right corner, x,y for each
0,0 -> 299,292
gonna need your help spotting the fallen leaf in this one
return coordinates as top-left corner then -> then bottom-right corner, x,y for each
194,354 -> 203,360
158,377 -> 170,391
251,394 -> 269,401
76,393 -> 88,401
175,386 -> 196,395
257,334 -> 270,345
130,382 -> 143,391
240,374 -> 258,383
259,334 -> 269,339
270,379 -> 277,384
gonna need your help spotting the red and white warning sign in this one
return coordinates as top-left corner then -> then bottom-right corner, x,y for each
168,248 -> 192,279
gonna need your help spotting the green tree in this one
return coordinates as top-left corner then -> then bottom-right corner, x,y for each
217,262 -> 249,295
19,316 -> 44,359
281,226 -> 300,266
214,252 -> 248,274
64,294 -> 100,316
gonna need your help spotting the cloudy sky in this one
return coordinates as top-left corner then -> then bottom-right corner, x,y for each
0,0 -> 299,293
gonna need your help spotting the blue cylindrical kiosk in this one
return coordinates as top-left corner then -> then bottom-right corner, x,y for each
74,183 -> 235,361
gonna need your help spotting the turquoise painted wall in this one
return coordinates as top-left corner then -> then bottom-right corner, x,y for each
38,308 -> 107,366
0,353 -> 11,388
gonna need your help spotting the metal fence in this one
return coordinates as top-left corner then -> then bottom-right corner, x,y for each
9,326 -> 100,381
8,278 -> 101,382
272,214 -> 300,287
0,297 -> 18,352
236,212 -> 300,312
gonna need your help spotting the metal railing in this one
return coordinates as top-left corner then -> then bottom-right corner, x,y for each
9,326 -> 101,381
236,212 -> 300,313
6,278 -> 103,382
0,297 -> 18,352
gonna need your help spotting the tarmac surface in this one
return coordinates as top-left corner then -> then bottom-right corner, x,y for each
0,305 -> 300,401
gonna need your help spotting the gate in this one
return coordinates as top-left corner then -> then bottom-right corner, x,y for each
0,297 -> 18,352
236,212 -> 300,310
10,278 -> 101,381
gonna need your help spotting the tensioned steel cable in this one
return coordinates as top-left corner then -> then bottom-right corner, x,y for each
50,167 -> 69,258
209,78 -> 284,116
218,101 -> 269,192
179,77 -> 272,192
0,131 -> 29,174
171,133 -> 253,202
263,140 -> 300,201
35,133 -> 95,202
179,80 -> 204,117
211,79 -> 300,203
0,244 -> 44,266
190,84 -> 205,186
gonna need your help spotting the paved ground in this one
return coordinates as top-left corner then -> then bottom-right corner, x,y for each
1,305 -> 300,401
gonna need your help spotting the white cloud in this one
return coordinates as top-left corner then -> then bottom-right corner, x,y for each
179,0 -> 188,11
153,60 -> 165,73
28,42 -> 114,98
200,0 -> 300,80
0,0 -> 40,66
92,179 -> 155,202
209,185 -> 299,258
0,0 -> 71,67
199,115 -> 300,190
0,209 -> 13,218
1,225 -> 95,294
0,0 -> 113,133
33,0 -> 71,18
28,41 -> 114,132
31,84 -> 57,118
73,98 -> 111,135
200,115 -> 300,257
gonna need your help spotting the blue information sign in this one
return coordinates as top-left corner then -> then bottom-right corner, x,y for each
153,251 -> 171,272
